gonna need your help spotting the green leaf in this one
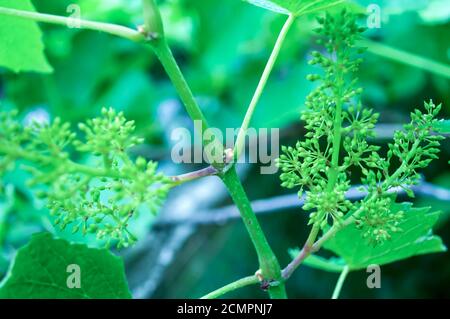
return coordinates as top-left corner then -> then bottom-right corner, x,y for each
323,203 -> 446,270
243,0 -> 347,16
0,0 -> 52,73
288,248 -> 346,273
433,119 -> 450,133
0,233 -> 131,298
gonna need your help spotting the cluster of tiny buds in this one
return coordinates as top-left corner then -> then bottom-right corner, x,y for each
0,107 -> 172,248
277,10 -> 445,246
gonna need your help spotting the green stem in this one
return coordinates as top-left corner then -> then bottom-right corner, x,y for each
362,39 -> 450,79
282,223 -> 319,279
331,265 -> 349,299
384,139 -> 421,189
150,32 -> 287,299
327,106 -> 343,189
0,6 -> 144,42
234,14 -> 295,160
311,221 -> 345,251
150,39 -> 210,133
200,275 -> 259,299
150,39 -> 226,166
326,53 -> 345,191
221,167 -> 287,299
305,223 -> 320,247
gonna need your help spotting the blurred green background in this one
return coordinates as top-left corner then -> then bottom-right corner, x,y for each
0,0 -> 449,298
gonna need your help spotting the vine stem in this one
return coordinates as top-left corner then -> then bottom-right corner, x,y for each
149,11 -> 292,298
150,40 -> 210,133
221,168 -> 287,299
150,34 -> 287,299
200,275 -> 259,299
234,14 -> 295,160
331,265 -> 350,299
0,6 -> 145,42
150,39 -> 226,166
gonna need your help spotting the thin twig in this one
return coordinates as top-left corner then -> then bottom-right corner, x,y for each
0,6 -> 144,42
331,265 -> 350,299
170,166 -> 218,186
234,14 -> 295,160
200,275 -> 259,299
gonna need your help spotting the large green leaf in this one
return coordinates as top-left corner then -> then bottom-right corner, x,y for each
0,0 -> 52,73
243,0 -> 347,16
0,233 -> 131,298
322,203 -> 446,270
